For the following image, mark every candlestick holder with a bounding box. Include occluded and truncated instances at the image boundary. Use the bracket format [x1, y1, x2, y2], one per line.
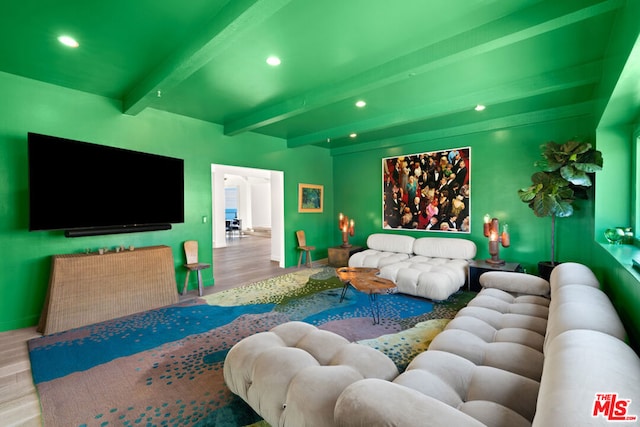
[483, 214, 510, 265]
[338, 213, 355, 248]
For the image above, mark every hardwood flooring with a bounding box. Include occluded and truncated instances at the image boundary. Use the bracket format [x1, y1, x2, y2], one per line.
[180, 233, 325, 297]
[0, 234, 324, 426]
[0, 328, 42, 426]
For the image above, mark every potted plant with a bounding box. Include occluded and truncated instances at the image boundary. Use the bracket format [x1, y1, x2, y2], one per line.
[517, 139, 603, 280]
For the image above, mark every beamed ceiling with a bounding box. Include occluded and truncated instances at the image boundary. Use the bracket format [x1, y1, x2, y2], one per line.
[0, 0, 629, 154]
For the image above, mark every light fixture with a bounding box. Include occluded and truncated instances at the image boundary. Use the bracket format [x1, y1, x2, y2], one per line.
[266, 56, 281, 66]
[338, 213, 355, 248]
[349, 133, 357, 138]
[58, 35, 79, 48]
[475, 104, 486, 111]
[483, 214, 510, 265]
[355, 100, 366, 108]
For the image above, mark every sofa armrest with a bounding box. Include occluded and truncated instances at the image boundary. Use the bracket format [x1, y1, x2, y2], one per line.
[479, 271, 550, 296]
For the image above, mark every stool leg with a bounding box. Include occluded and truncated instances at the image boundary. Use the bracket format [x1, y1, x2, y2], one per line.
[182, 270, 191, 295]
[298, 251, 303, 268]
[306, 250, 312, 267]
[197, 270, 203, 296]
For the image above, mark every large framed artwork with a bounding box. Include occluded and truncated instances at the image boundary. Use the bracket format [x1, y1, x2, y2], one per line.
[298, 183, 324, 213]
[383, 147, 470, 232]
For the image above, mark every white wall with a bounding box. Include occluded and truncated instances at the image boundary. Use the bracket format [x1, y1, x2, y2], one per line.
[251, 181, 271, 227]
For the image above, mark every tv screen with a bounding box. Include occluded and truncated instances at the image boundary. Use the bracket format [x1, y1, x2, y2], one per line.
[28, 132, 184, 236]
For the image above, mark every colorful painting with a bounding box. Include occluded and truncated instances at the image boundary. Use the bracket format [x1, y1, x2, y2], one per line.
[298, 183, 323, 213]
[383, 147, 470, 232]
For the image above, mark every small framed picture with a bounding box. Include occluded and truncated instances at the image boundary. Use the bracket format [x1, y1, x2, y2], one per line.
[298, 183, 323, 213]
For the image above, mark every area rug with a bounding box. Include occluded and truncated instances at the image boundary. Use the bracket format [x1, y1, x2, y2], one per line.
[28, 266, 474, 427]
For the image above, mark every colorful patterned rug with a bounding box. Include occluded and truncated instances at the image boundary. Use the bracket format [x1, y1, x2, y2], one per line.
[28, 267, 474, 427]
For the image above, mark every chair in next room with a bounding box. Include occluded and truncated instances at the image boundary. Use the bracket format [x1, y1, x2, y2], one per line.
[182, 240, 211, 296]
[296, 230, 315, 268]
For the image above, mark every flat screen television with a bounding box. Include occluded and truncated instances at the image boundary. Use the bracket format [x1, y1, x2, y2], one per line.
[28, 132, 184, 237]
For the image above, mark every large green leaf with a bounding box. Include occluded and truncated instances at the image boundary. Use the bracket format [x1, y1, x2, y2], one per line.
[557, 186, 574, 200]
[573, 148, 603, 172]
[521, 171, 574, 218]
[538, 140, 599, 173]
[533, 193, 556, 217]
[554, 199, 574, 218]
[517, 183, 540, 202]
[560, 165, 592, 186]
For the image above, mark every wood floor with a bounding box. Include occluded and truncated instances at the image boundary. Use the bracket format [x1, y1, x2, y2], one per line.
[189, 233, 324, 297]
[0, 328, 42, 427]
[0, 234, 324, 426]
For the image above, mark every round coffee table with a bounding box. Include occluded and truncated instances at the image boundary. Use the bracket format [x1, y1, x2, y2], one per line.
[335, 267, 397, 324]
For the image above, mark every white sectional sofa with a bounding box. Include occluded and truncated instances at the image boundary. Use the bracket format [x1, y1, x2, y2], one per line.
[348, 233, 477, 300]
[224, 263, 640, 427]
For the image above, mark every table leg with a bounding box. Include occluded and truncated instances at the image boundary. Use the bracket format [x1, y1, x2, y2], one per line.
[368, 292, 381, 325]
[197, 270, 204, 296]
[339, 283, 349, 302]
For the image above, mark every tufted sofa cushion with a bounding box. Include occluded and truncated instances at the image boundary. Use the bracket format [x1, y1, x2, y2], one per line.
[348, 249, 410, 269]
[335, 378, 487, 427]
[379, 258, 469, 301]
[548, 261, 600, 290]
[223, 321, 398, 427]
[413, 237, 477, 259]
[480, 271, 550, 296]
[428, 286, 549, 381]
[348, 233, 415, 269]
[397, 350, 539, 425]
[367, 233, 415, 253]
[544, 262, 627, 352]
[533, 329, 640, 427]
[336, 349, 539, 427]
[364, 236, 477, 301]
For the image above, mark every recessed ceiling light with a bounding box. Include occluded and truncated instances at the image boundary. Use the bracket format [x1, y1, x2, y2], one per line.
[475, 104, 486, 111]
[355, 100, 366, 108]
[266, 56, 281, 66]
[58, 35, 79, 48]
[349, 133, 357, 138]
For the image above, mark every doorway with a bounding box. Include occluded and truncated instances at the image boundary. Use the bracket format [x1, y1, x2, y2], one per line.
[211, 164, 285, 267]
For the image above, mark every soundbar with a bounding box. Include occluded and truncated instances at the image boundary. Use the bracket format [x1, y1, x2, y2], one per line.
[65, 224, 172, 237]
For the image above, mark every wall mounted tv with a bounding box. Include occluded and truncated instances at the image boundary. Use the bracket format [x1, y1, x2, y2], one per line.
[28, 132, 184, 237]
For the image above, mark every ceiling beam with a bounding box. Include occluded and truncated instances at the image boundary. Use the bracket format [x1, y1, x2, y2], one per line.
[224, 0, 622, 138]
[287, 61, 603, 148]
[329, 101, 596, 157]
[596, 0, 640, 127]
[123, 0, 293, 116]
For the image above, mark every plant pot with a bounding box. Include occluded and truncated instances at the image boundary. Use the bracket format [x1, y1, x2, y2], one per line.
[538, 261, 560, 282]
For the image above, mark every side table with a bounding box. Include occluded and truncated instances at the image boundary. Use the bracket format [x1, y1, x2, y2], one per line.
[468, 259, 523, 292]
[328, 245, 364, 267]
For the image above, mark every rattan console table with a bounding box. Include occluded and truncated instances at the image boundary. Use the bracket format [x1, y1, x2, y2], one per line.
[38, 245, 178, 335]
